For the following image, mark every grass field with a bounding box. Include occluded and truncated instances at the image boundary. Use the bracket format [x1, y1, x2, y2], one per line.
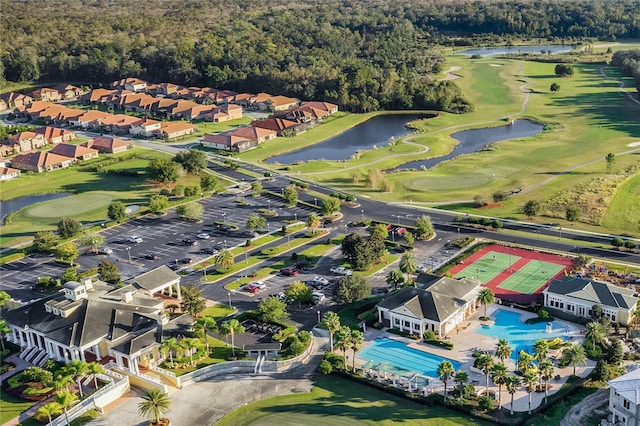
[216, 375, 489, 426]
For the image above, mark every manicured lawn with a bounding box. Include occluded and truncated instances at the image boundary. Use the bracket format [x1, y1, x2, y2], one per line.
[161, 337, 233, 376]
[0, 392, 37, 425]
[216, 375, 489, 426]
[602, 172, 640, 233]
[201, 303, 235, 319]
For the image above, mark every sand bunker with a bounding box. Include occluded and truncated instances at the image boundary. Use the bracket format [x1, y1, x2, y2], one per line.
[628, 141, 640, 147]
[490, 64, 502, 67]
[439, 66, 462, 81]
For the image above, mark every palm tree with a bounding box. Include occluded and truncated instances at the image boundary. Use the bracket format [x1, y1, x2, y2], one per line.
[517, 351, 535, 374]
[53, 373, 74, 392]
[335, 326, 352, 370]
[181, 338, 202, 366]
[220, 319, 245, 357]
[306, 212, 321, 234]
[476, 288, 495, 318]
[55, 389, 78, 425]
[399, 253, 417, 284]
[490, 362, 509, 410]
[538, 360, 555, 405]
[522, 370, 538, 414]
[454, 371, 469, 402]
[505, 375, 521, 415]
[495, 339, 512, 363]
[214, 249, 234, 271]
[87, 362, 105, 390]
[138, 388, 171, 425]
[533, 339, 549, 363]
[350, 330, 364, 371]
[161, 337, 180, 368]
[476, 353, 494, 393]
[321, 311, 341, 352]
[437, 360, 455, 403]
[0, 319, 9, 351]
[63, 360, 90, 398]
[585, 321, 604, 351]
[36, 402, 62, 426]
[193, 316, 218, 353]
[562, 344, 587, 376]
[385, 269, 405, 290]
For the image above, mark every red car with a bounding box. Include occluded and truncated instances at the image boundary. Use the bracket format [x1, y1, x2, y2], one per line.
[280, 267, 299, 277]
[244, 285, 259, 293]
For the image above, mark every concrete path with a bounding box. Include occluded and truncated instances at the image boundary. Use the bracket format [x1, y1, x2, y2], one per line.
[87, 337, 328, 426]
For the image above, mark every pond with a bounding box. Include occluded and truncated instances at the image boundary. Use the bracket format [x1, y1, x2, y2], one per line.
[457, 45, 574, 57]
[265, 114, 427, 164]
[392, 119, 544, 171]
[0, 193, 73, 224]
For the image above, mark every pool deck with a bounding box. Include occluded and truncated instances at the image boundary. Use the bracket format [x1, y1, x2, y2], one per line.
[357, 304, 595, 413]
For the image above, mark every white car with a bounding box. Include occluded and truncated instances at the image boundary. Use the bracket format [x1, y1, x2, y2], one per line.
[97, 247, 113, 255]
[127, 236, 143, 244]
[312, 292, 326, 302]
[197, 233, 210, 240]
[330, 266, 352, 276]
[311, 276, 329, 286]
[249, 281, 266, 290]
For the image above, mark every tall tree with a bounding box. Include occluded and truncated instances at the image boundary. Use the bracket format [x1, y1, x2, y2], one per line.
[200, 174, 217, 192]
[56, 242, 79, 265]
[35, 402, 62, 426]
[522, 369, 538, 414]
[0, 320, 9, 351]
[306, 212, 321, 234]
[523, 200, 541, 218]
[385, 269, 405, 290]
[283, 185, 298, 206]
[476, 288, 495, 318]
[33, 230, 60, 252]
[193, 317, 218, 353]
[250, 180, 262, 197]
[490, 362, 509, 410]
[333, 275, 371, 304]
[161, 338, 180, 367]
[454, 371, 469, 402]
[147, 158, 178, 184]
[220, 319, 245, 357]
[107, 201, 127, 222]
[505, 375, 521, 415]
[176, 201, 204, 221]
[256, 297, 289, 323]
[214, 249, 234, 271]
[495, 339, 512, 363]
[180, 284, 206, 316]
[148, 194, 169, 214]
[55, 390, 78, 426]
[285, 281, 312, 307]
[538, 360, 555, 405]
[605, 152, 616, 174]
[562, 344, 587, 376]
[414, 215, 434, 240]
[321, 311, 341, 352]
[87, 362, 105, 390]
[585, 321, 604, 351]
[57, 217, 82, 238]
[350, 330, 364, 371]
[437, 360, 455, 403]
[476, 353, 494, 393]
[62, 360, 90, 398]
[533, 339, 549, 363]
[335, 326, 352, 369]
[246, 213, 266, 232]
[174, 150, 207, 174]
[98, 261, 121, 285]
[399, 252, 417, 284]
[138, 388, 171, 425]
[320, 197, 341, 215]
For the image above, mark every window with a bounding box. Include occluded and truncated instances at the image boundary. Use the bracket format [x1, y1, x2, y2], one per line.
[623, 399, 631, 410]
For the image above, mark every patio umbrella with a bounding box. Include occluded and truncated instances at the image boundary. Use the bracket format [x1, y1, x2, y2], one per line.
[377, 362, 392, 380]
[362, 360, 375, 376]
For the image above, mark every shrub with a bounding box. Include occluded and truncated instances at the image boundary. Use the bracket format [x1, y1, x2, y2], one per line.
[318, 360, 333, 374]
[298, 330, 311, 345]
[324, 352, 345, 370]
[423, 330, 436, 341]
[478, 395, 495, 411]
[23, 367, 53, 384]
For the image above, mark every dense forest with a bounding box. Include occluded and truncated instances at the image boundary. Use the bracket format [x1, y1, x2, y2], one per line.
[2, 0, 640, 112]
[610, 50, 640, 91]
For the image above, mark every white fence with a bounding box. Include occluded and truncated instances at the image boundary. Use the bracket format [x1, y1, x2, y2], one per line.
[50, 372, 129, 426]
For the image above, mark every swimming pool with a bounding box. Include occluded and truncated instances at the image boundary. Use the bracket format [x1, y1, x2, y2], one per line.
[357, 338, 461, 378]
[474, 309, 568, 359]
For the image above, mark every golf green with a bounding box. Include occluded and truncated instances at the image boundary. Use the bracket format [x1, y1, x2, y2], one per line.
[26, 192, 114, 218]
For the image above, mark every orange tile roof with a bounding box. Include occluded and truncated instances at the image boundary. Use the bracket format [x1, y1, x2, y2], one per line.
[12, 151, 72, 167]
[159, 122, 197, 133]
[77, 110, 111, 122]
[32, 126, 76, 140]
[268, 95, 299, 107]
[202, 134, 250, 147]
[228, 126, 276, 139]
[50, 143, 99, 158]
[85, 136, 131, 151]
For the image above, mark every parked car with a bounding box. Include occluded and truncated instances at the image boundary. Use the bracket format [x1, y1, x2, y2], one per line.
[97, 247, 113, 255]
[311, 276, 329, 287]
[167, 262, 180, 271]
[244, 285, 259, 293]
[201, 247, 219, 255]
[127, 236, 143, 244]
[322, 218, 333, 225]
[330, 266, 352, 276]
[214, 223, 232, 233]
[280, 267, 299, 276]
[144, 254, 159, 260]
[197, 233, 210, 240]
[180, 257, 193, 264]
[249, 281, 267, 289]
[312, 292, 326, 303]
[182, 238, 198, 246]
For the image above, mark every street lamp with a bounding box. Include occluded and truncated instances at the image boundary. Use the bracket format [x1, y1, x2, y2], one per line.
[361, 209, 364, 222]
[222, 212, 227, 227]
[396, 214, 401, 226]
[228, 292, 232, 309]
[294, 212, 297, 222]
[224, 239, 227, 250]
[317, 310, 321, 324]
[125, 246, 131, 263]
[559, 227, 562, 240]
[268, 200, 271, 213]
[314, 197, 317, 206]
[345, 224, 348, 235]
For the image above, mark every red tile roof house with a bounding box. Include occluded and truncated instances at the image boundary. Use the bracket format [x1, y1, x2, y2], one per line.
[201, 133, 256, 152]
[30, 87, 62, 102]
[204, 104, 243, 122]
[53, 84, 84, 100]
[79, 88, 117, 104]
[253, 94, 300, 112]
[83, 136, 133, 154]
[69, 110, 112, 129]
[155, 122, 198, 140]
[227, 126, 277, 143]
[285, 101, 339, 123]
[7, 131, 47, 152]
[0, 98, 7, 111]
[32, 126, 77, 144]
[111, 77, 148, 92]
[50, 143, 99, 161]
[0, 92, 34, 109]
[14, 100, 57, 118]
[251, 117, 299, 136]
[229, 93, 255, 107]
[129, 119, 161, 137]
[94, 114, 141, 134]
[10, 151, 75, 173]
[0, 166, 21, 181]
[154, 82, 182, 97]
[0, 143, 18, 158]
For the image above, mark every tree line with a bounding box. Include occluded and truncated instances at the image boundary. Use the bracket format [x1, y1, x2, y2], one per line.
[610, 50, 640, 93]
[4, 1, 639, 113]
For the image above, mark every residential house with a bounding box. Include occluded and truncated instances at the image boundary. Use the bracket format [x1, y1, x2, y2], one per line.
[376, 274, 482, 337]
[56, 108, 85, 125]
[155, 122, 197, 140]
[111, 77, 148, 92]
[0, 167, 21, 181]
[83, 136, 133, 154]
[251, 117, 299, 136]
[0, 92, 34, 109]
[94, 114, 141, 134]
[203, 90, 237, 105]
[2, 278, 186, 377]
[201, 133, 256, 152]
[0, 98, 7, 111]
[30, 87, 62, 102]
[285, 101, 338, 123]
[149, 98, 179, 116]
[0, 143, 17, 158]
[154, 82, 181, 97]
[204, 103, 243, 122]
[53, 84, 84, 100]
[608, 368, 640, 426]
[230, 93, 254, 107]
[11, 151, 75, 172]
[251, 93, 299, 112]
[130, 119, 161, 137]
[32, 126, 77, 144]
[543, 276, 639, 325]
[15, 100, 56, 119]
[79, 88, 118, 104]
[50, 143, 99, 161]
[7, 131, 47, 152]
[70, 110, 112, 128]
[227, 126, 276, 143]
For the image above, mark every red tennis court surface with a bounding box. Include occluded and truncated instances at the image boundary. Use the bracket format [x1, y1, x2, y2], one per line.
[448, 244, 578, 304]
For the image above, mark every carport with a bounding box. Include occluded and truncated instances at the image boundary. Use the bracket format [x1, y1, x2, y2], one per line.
[129, 265, 182, 299]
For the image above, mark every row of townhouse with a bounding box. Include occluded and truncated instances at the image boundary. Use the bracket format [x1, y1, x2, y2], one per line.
[13, 101, 198, 140]
[6, 136, 132, 174]
[0, 84, 85, 109]
[0, 126, 77, 158]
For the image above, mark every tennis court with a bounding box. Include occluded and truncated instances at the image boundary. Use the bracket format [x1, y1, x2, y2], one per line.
[448, 244, 577, 303]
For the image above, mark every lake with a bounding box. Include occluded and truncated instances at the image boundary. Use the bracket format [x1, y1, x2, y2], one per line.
[457, 45, 574, 56]
[265, 114, 427, 164]
[1, 193, 73, 224]
[392, 119, 544, 171]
